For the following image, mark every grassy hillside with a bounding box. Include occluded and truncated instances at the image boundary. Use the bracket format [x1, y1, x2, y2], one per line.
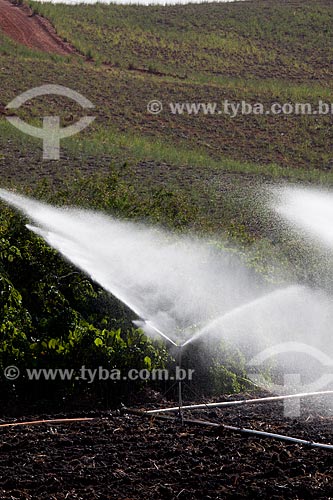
[0, 0, 332, 238]
[0, 1, 332, 236]
[0, 0, 330, 187]
[29, 0, 333, 81]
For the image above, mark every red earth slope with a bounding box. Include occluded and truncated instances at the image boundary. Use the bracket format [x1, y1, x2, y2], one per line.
[0, 0, 75, 55]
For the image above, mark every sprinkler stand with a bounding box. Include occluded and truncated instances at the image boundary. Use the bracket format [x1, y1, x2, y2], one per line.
[177, 344, 184, 424]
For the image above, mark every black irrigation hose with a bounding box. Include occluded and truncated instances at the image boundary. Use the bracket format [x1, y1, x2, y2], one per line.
[124, 408, 333, 451]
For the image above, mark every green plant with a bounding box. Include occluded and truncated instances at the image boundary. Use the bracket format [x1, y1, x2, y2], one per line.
[0, 212, 169, 402]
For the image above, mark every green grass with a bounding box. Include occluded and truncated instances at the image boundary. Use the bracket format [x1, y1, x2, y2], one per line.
[28, 0, 333, 81]
[2, 116, 333, 186]
[1, 0, 333, 175]
[187, 73, 333, 100]
[65, 124, 333, 184]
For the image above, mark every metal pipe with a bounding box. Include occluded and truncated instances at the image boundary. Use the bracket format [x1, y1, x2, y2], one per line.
[0, 417, 95, 428]
[178, 345, 183, 423]
[221, 424, 333, 451]
[145, 390, 333, 414]
[124, 408, 333, 451]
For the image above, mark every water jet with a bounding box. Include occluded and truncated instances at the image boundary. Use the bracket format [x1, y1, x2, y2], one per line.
[1, 188, 333, 446]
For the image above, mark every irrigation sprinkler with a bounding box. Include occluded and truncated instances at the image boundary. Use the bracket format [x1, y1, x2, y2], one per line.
[134, 319, 186, 420]
[135, 319, 333, 423]
[138, 322, 221, 422]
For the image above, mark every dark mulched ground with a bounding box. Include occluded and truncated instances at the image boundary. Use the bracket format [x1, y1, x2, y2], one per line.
[0, 391, 332, 499]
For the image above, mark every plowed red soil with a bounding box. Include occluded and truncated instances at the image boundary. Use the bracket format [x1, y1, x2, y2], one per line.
[0, 0, 75, 55]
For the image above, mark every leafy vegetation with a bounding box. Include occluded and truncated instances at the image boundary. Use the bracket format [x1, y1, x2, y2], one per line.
[0, 206, 170, 403]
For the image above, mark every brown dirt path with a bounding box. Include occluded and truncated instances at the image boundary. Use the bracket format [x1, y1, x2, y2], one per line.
[0, 0, 75, 55]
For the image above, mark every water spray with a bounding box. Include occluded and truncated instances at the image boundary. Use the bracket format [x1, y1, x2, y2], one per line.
[138, 320, 177, 347]
[1, 189, 333, 451]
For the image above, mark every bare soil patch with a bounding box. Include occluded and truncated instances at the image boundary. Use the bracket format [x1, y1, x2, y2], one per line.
[0, 0, 75, 55]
